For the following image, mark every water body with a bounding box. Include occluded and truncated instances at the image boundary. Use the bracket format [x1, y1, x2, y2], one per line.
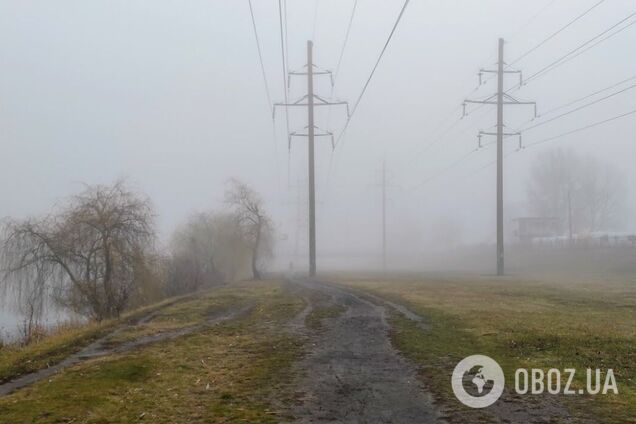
[0, 308, 20, 340]
[0, 298, 73, 341]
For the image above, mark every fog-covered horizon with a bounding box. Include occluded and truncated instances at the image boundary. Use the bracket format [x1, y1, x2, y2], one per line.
[1, 0, 635, 272]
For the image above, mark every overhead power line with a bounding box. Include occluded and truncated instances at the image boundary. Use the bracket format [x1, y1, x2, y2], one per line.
[283, 0, 289, 68]
[531, 19, 636, 81]
[407, 115, 464, 159]
[384, 0, 526, 170]
[457, 108, 636, 179]
[336, 0, 411, 148]
[510, 73, 636, 129]
[458, 157, 496, 180]
[454, 148, 518, 182]
[333, 0, 358, 85]
[324, 0, 359, 191]
[508, 0, 559, 42]
[403, 105, 492, 171]
[409, 148, 479, 190]
[397, 48, 503, 168]
[510, 0, 607, 65]
[520, 83, 636, 132]
[247, 0, 273, 113]
[247, 0, 279, 164]
[454, 108, 636, 182]
[540, 73, 636, 117]
[525, 108, 636, 148]
[326, 0, 358, 129]
[277, 0, 291, 144]
[521, 11, 636, 86]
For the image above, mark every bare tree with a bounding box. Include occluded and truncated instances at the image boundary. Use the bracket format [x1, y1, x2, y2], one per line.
[1, 181, 155, 321]
[164, 211, 253, 295]
[165, 212, 223, 295]
[224, 179, 273, 280]
[209, 213, 252, 282]
[526, 149, 626, 234]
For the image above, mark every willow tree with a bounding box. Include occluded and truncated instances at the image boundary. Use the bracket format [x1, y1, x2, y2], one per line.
[1, 181, 155, 321]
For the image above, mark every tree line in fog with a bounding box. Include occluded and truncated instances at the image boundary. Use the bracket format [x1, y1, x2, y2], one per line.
[527, 148, 625, 235]
[0, 179, 273, 344]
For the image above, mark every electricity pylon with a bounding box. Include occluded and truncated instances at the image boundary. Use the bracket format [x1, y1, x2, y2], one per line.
[463, 38, 536, 276]
[274, 40, 349, 277]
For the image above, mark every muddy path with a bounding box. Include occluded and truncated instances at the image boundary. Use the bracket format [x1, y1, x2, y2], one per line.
[287, 279, 442, 423]
[286, 280, 581, 424]
[0, 303, 253, 397]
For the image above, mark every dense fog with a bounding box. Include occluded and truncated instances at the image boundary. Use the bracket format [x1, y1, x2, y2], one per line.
[0, 0, 635, 276]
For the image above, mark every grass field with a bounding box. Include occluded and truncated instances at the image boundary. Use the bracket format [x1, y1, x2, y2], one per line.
[2, 274, 634, 422]
[0, 281, 307, 423]
[335, 274, 636, 423]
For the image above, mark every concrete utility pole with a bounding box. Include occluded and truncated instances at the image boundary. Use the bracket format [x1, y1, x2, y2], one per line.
[495, 38, 505, 277]
[307, 41, 317, 276]
[567, 185, 573, 247]
[381, 159, 387, 272]
[464, 38, 536, 276]
[373, 158, 394, 272]
[382, 160, 386, 271]
[273, 40, 350, 277]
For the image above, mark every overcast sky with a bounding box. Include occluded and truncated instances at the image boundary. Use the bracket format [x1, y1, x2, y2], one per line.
[1, 0, 635, 269]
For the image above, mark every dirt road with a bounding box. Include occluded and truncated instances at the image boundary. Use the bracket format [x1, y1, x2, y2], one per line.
[288, 279, 442, 423]
[0, 279, 582, 422]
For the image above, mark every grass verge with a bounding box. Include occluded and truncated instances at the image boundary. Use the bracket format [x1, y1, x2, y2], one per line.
[336, 275, 635, 423]
[0, 294, 196, 384]
[0, 280, 306, 423]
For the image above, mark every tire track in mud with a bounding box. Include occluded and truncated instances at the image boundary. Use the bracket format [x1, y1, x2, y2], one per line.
[287, 281, 579, 424]
[0, 303, 253, 397]
[288, 279, 442, 423]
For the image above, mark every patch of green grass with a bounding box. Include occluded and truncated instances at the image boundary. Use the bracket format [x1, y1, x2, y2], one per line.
[0, 280, 307, 423]
[0, 293, 195, 384]
[305, 305, 346, 330]
[92, 358, 152, 382]
[0, 356, 154, 422]
[0, 321, 114, 385]
[338, 276, 636, 423]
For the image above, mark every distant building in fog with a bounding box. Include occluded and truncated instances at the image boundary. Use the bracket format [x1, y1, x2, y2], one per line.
[514, 215, 636, 247]
[513, 217, 559, 245]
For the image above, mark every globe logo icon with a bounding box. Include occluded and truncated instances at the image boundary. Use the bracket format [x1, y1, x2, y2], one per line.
[467, 366, 493, 395]
[452, 355, 505, 408]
